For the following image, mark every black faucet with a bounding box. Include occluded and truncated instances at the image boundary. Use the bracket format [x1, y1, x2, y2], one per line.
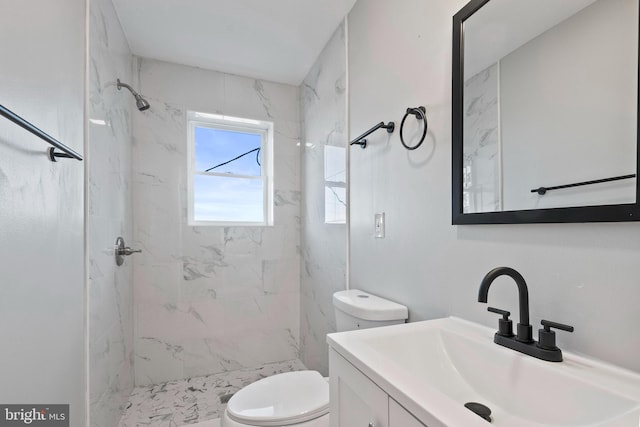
[478, 267, 574, 362]
[478, 266, 533, 343]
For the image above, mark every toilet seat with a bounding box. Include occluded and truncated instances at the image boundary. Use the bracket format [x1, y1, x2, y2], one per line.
[226, 371, 329, 426]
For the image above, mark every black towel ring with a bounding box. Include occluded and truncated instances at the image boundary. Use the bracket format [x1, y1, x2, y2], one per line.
[399, 106, 427, 150]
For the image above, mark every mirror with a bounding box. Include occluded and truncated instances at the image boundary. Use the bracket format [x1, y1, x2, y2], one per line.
[452, 0, 640, 224]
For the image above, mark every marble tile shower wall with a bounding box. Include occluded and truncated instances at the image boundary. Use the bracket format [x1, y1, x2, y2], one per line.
[88, 0, 134, 425]
[300, 23, 347, 376]
[132, 58, 301, 386]
[463, 63, 500, 213]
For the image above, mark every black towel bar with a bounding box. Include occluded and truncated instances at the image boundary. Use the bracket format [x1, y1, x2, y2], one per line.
[531, 174, 636, 195]
[350, 121, 395, 149]
[0, 103, 83, 161]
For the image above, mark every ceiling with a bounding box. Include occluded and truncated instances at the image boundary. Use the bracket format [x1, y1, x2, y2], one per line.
[464, 0, 597, 78]
[112, 0, 357, 86]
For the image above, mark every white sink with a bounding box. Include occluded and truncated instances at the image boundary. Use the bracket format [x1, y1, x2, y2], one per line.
[327, 317, 640, 427]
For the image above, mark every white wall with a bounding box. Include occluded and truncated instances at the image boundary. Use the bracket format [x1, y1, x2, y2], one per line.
[87, 0, 134, 425]
[501, 0, 637, 210]
[132, 58, 301, 386]
[300, 22, 348, 376]
[348, 0, 640, 373]
[0, 1, 86, 425]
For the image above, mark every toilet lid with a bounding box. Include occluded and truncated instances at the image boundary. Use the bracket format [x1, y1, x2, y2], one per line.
[226, 371, 329, 426]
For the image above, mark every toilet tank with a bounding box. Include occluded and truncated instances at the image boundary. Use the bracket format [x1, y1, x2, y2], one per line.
[333, 289, 408, 332]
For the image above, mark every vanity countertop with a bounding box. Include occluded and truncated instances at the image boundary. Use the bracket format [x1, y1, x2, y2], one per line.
[328, 317, 640, 427]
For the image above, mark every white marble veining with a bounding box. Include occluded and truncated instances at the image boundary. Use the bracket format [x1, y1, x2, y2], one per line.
[132, 58, 301, 386]
[300, 22, 348, 376]
[185, 420, 220, 427]
[463, 63, 500, 213]
[88, 0, 135, 425]
[0, 2, 85, 425]
[118, 360, 305, 427]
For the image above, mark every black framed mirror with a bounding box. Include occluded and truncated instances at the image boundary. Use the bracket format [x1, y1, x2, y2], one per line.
[452, 0, 640, 224]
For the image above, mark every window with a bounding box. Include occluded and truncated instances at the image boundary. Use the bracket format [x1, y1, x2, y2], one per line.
[187, 111, 273, 225]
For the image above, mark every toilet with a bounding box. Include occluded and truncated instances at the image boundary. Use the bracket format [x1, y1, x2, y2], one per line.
[221, 289, 408, 427]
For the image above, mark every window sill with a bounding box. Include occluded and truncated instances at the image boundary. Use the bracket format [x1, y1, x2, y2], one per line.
[188, 220, 274, 227]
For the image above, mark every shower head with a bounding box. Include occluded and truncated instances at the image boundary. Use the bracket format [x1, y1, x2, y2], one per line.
[134, 94, 150, 111]
[117, 79, 150, 111]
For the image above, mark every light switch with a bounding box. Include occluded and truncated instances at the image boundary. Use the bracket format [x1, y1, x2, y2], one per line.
[375, 212, 385, 238]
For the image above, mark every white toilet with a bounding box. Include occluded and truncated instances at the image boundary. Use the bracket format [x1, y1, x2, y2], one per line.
[221, 289, 408, 427]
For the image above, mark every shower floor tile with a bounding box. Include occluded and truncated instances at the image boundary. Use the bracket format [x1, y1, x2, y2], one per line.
[117, 359, 306, 427]
[184, 420, 220, 427]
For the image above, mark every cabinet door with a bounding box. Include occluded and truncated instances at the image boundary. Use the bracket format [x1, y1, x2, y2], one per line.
[389, 398, 427, 427]
[329, 349, 388, 427]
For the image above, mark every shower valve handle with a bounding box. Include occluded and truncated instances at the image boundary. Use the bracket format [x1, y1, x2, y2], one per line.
[114, 236, 141, 266]
[119, 247, 142, 256]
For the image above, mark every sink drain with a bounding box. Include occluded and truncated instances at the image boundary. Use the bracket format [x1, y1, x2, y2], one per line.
[464, 402, 492, 422]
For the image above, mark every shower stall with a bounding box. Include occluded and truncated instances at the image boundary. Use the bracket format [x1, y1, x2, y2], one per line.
[0, 1, 347, 426]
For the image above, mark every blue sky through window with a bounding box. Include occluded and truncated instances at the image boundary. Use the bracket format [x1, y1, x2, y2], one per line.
[194, 175, 263, 222]
[195, 126, 262, 175]
[192, 123, 266, 223]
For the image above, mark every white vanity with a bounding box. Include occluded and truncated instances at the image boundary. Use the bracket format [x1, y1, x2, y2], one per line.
[329, 349, 430, 427]
[327, 317, 640, 427]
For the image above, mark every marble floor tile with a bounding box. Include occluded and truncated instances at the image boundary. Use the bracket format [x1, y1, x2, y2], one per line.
[118, 359, 306, 427]
[183, 419, 220, 427]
